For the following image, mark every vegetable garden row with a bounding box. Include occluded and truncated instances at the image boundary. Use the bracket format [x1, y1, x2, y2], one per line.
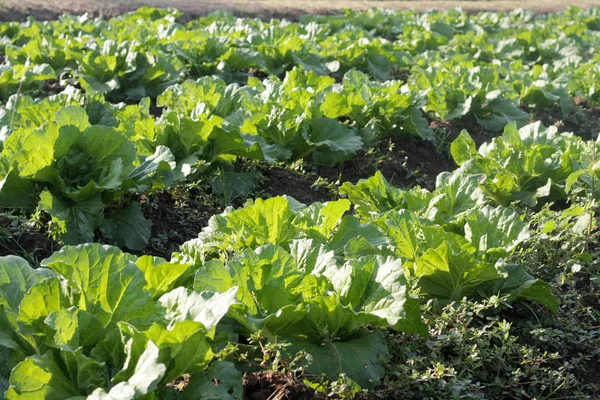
[0, 6, 598, 399]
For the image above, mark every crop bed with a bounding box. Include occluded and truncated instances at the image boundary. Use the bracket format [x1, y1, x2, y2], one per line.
[0, 7, 599, 400]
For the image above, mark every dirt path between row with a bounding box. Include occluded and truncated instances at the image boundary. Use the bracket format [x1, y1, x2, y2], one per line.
[2, 0, 600, 21]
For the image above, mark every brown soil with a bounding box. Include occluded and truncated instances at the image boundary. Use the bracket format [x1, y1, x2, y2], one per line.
[523, 101, 600, 140]
[257, 133, 458, 208]
[313, 135, 456, 191]
[0, 214, 57, 265]
[139, 190, 220, 258]
[43, 80, 65, 96]
[0, 2, 326, 22]
[261, 167, 335, 204]
[430, 115, 502, 148]
[3, 0, 600, 23]
[243, 371, 316, 400]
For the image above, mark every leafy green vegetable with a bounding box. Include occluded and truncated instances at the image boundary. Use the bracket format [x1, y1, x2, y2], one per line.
[191, 244, 424, 388]
[0, 244, 239, 399]
[0, 106, 175, 249]
[450, 122, 589, 207]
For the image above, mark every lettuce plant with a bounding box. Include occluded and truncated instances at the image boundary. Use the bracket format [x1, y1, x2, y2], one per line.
[0, 106, 175, 249]
[0, 244, 237, 399]
[451, 121, 589, 207]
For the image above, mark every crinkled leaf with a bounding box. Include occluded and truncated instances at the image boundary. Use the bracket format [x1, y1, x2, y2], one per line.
[414, 241, 502, 301]
[339, 172, 405, 219]
[464, 205, 529, 258]
[41, 244, 155, 329]
[158, 287, 238, 331]
[292, 199, 351, 241]
[224, 197, 296, 248]
[136, 256, 192, 300]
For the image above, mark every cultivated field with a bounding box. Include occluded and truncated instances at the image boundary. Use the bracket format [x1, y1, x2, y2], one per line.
[0, 4, 599, 400]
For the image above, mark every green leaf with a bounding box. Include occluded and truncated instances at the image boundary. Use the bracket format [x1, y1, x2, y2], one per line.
[0, 170, 38, 209]
[414, 241, 502, 301]
[60, 350, 107, 396]
[163, 361, 242, 400]
[304, 117, 363, 166]
[125, 145, 176, 189]
[0, 308, 33, 366]
[329, 215, 388, 254]
[110, 322, 151, 386]
[158, 287, 238, 331]
[494, 264, 558, 314]
[519, 281, 558, 314]
[287, 329, 388, 390]
[99, 202, 152, 251]
[475, 98, 529, 132]
[193, 246, 307, 335]
[371, 210, 421, 260]
[4, 352, 80, 399]
[41, 244, 155, 329]
[17, 277, 70, 338]
[55, 106, 90, 131]
[136, 256, 192, 300]
[81, 126, 136, 170]
[320, 92, 352, 118]
[565, 170, 585, 194]
[209, 127, 270, 161]
[145, 321, 214, 382]
[157, 78, 227, 116]
[209, 170, 260, 204]
[202, 246, 302, 317]
[39, 190, 104, 245]
[404, 105, 434, 141]
[45, 307, 106, 352]
[450, 130, 478, 166]
[192, 260, 235, 294]
[339, 256, 426, 336]
[89, 340, 166, 399]
[0, 256, 46, 325]
[429, 167, 486, 224]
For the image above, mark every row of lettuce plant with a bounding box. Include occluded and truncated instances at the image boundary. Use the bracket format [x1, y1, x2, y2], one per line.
[5, 120, 597, 397]
[1, 8, 600, 127]
[0, 67, 428, 247]
[0, 52, 597, 253]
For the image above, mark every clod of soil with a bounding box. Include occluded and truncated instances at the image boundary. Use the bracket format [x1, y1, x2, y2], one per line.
[312, 135, 456, 192]
[261, 167, 335, 205]
[140, 190, 220, 258]
[0, 214, 56, 265]
[243, 371, 315, 400]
